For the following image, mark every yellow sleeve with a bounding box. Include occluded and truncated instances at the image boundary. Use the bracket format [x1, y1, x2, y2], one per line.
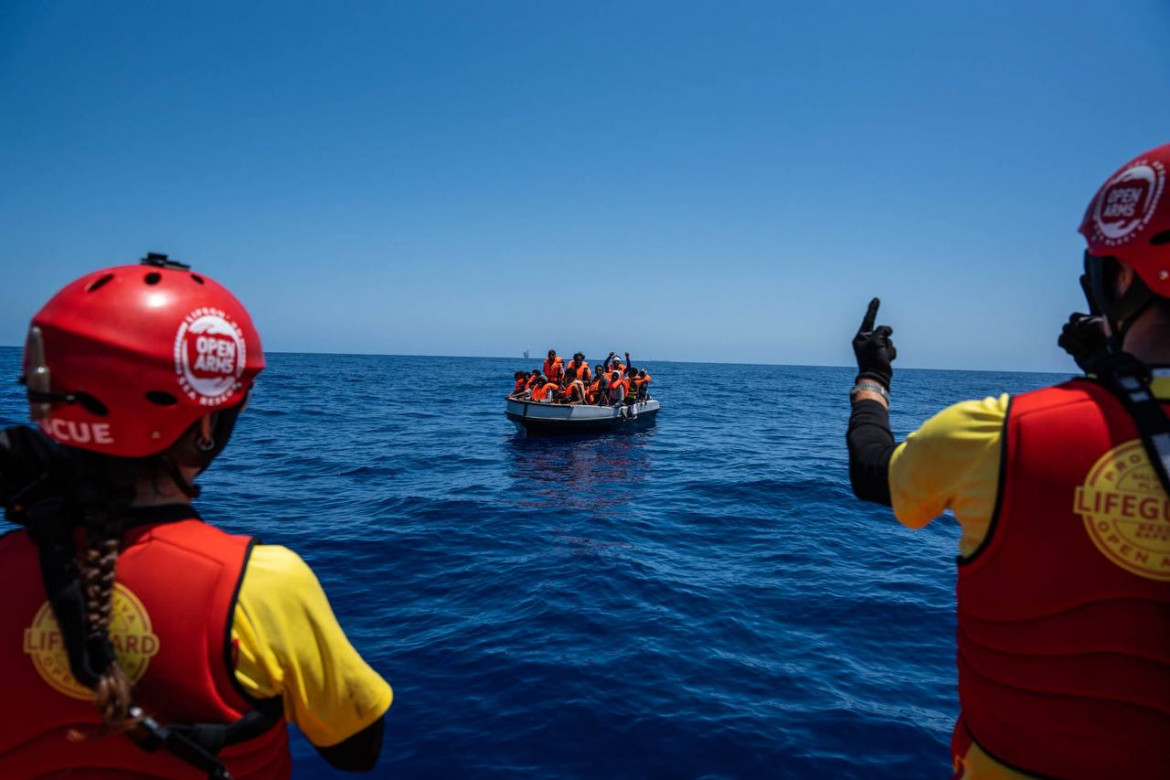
[888, 394, 1009, 558]
[231, 545, 393, 747]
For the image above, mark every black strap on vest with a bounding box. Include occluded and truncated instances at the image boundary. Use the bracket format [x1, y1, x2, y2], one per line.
[1084, 352, 1170, 497]
[127, 699, 283, 780]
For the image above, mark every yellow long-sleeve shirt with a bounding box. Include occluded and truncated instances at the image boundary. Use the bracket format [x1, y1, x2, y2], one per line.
[232, 545, 393, 747]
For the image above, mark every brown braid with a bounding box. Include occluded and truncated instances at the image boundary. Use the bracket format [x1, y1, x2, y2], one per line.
[81, 522, 136, 732]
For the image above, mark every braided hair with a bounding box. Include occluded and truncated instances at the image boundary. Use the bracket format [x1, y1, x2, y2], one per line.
[67, 449, 144, 734]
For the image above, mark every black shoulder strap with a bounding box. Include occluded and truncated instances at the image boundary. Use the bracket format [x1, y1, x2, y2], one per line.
[1087, 353, 1170, 496]
[128, 697, 282, 780]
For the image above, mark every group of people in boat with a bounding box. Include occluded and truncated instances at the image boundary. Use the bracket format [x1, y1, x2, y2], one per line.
[510, 349, 653, 406]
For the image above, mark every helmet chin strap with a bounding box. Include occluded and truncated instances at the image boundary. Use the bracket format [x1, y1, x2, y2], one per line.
[1083, 253, 1158, 354]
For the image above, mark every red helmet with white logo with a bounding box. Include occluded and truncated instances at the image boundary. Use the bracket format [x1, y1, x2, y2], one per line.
[1079, 143, 1170, 303]
[22, 254, 264, 458]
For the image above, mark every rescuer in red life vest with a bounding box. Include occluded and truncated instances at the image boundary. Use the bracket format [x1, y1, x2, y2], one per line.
[0, 254, 392, 778]
[845, 144, 1170, 778]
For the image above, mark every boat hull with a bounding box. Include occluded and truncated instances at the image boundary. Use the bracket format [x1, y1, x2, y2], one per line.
[505, 397, 660, 436]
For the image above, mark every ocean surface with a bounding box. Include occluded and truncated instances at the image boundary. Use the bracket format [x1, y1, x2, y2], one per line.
[0, 348, 1073, 778]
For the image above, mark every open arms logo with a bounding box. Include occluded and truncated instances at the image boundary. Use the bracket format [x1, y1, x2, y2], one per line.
[1089, 158, 1165, 246]
[174, 307, 247, 406]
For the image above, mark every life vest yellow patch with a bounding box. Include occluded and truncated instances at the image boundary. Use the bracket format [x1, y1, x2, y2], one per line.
[23, 582, 160, 700]
[1075, 440, 1170, 581]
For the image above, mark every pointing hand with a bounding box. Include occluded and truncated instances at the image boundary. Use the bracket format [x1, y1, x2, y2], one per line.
[852, 298, 897, 389]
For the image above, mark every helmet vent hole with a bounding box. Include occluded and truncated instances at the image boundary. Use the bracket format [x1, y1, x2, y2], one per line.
[87, 274, 114, 293]
[190, 274, 205, 285]
[75, 392, 109, 416]
[1151, 230, 1170, 246]
[146, 391, 178, 406]
[144, 272, 162, 285]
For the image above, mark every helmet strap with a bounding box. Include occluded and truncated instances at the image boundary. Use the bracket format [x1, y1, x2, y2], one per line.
[161, 455, 201, 499]
[1084, 252, 1158, 351]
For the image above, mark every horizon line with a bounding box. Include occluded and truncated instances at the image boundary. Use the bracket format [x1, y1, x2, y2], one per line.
[0, 344, 1070, 376]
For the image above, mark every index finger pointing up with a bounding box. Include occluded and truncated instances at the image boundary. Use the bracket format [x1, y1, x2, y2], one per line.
[860, 297, 881, 332]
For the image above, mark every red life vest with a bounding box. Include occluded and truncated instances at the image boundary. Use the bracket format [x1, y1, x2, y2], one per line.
[543, 357, 564, 382]
[0, 516, 291, 778]
[955, 380, 1170, 779]
[513, 377, 526, 393]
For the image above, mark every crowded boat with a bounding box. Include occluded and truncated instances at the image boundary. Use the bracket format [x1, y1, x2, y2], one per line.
[508, 350, 653, 406]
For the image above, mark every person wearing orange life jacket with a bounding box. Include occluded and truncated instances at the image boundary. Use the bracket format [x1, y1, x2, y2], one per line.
[559, 374, 587, 405]
[525, 369, 542, 391]
[845, 144, 1170, 779]
[530, 377, 559, 403]
[593, 372, 610, 406]
[586, 373, 603, 405]
[565, 352, 591, 383]
[511, 371, 528, 396]
[542, 349, 565, 384]
[635, 369, 652, 400]
[608, 370, 628, 404]
[0, 254, 392, 778]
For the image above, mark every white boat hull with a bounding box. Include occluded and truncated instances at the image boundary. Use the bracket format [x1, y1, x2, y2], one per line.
[505, 396, 660, 435]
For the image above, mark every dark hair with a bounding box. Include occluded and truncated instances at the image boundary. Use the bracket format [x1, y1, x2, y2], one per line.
[59, 451, 153, 735]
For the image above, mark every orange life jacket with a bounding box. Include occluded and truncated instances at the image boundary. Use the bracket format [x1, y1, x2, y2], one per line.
[0, 515, 291, 778]
[513, 377, 527, 393]
[953, 380, 1170, 779]
[531, 382, 558, 401]
[567, 361, 590, 382]
[543, 357, 564, 382]
[562, 380, 585, 403]
[526, 374, 541, 390]
[586, 379, 601, 404]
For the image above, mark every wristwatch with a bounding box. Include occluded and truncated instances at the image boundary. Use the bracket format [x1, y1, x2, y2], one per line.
[850, 381, 889, 401]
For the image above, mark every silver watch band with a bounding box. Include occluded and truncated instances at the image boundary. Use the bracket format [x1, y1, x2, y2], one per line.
[850, 381, 889, 400]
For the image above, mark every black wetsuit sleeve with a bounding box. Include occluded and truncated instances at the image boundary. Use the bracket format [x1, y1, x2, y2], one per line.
[847, 399, 895, 507]
[315, 717, 385, 772]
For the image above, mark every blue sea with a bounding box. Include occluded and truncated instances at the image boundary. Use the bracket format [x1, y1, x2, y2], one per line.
[0, 348, 1072, 778]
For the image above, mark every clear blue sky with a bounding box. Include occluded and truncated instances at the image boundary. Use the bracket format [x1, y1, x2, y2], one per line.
[2, 1, 1168, 371]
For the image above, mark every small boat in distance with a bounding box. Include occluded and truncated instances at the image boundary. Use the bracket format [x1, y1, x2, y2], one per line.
[505, 396, 660, 436]
[523, 346, 530, 359]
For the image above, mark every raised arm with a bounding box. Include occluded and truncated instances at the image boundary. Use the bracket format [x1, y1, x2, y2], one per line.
[846, 298, 897, 505]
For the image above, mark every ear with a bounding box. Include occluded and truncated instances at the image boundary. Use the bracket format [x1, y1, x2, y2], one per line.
[199, 414, 215, 443]
[1117, 262, 1136, 297]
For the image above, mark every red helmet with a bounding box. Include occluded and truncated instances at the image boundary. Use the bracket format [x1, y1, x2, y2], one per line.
[1079, 142, 1170, 299]
[22, 254, 265, 458]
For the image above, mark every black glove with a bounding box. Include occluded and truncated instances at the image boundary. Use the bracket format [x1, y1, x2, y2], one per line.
[1057, 312, 1107, 373]
[0, 425, 63, 524]
[852, 297, 897, 389]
